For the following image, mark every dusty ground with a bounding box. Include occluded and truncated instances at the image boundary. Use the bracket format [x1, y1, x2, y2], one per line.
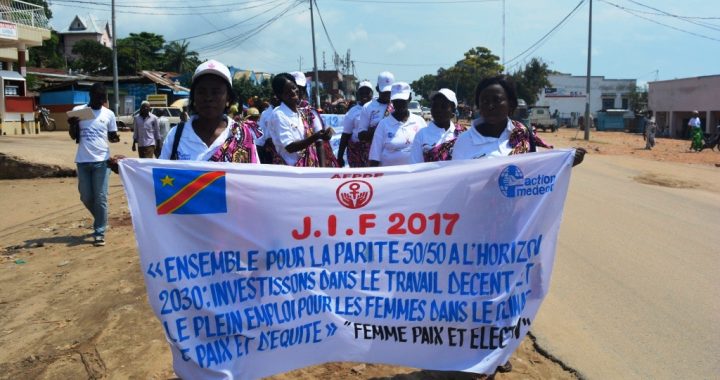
[0, 128, 717, 379]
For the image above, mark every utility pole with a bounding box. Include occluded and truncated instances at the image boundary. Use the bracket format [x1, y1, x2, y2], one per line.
[583, 0, 592, 141]
[111, 0, 119, 115]
[502, 0, 506, 72]
[309, 0, 321, 107]
[298, 56, 303, 71]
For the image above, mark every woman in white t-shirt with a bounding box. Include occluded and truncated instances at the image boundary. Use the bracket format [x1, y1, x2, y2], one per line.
[266, 73, 332, 167]
[410, 88, 466, 163]
[368, 82, 427, 166]
[159, 60, 259, 163]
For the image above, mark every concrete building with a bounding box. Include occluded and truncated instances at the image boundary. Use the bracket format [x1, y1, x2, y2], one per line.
[536, 74, 636, 126]
[58, 14, 111, 60]
[0, 1, 51, 135]
[648, 75, 720, 138]
[305, 70, 358, 102]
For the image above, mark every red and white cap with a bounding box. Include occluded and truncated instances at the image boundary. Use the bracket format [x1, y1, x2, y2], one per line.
[377, 71, 394, 92]
[290, 71, 307, 87]
[193, 59, 231, 86]
[358, 80, 373, 90]
[390, 82, 411, 101]
[430, 88, 458, 107]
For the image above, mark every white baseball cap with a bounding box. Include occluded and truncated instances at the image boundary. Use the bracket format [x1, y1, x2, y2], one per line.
[430, 88, 458, 107]
[377, 71, 394, 92]
[390, 82, 411, 101]
[193, 59, 231, 86]
[358, 80, 373, 90]
[290, 71, 307, 87]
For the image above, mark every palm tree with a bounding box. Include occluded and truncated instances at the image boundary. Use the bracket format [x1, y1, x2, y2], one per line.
[163, 40, 200, 73]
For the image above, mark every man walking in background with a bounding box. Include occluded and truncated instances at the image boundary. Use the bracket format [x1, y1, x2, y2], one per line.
[68, 83, 118, 247]
[132, 101, 162, 158]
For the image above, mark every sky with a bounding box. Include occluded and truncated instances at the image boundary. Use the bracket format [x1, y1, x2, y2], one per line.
[48, 0, 720, 88]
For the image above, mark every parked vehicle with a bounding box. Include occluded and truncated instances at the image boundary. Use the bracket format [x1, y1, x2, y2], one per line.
[116, 107, 183, 131]
[421, 106, 431, 120]
[408, 101, 423, 118]
[528, 106, 557, 132]
[38, 107, 56, 131]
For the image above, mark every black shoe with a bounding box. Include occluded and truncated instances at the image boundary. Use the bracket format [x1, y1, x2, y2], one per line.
[496, 361, 513, 373]
[93, 236, 105, 246]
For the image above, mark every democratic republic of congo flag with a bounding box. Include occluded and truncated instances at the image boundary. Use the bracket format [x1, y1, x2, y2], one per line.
[153, 168, 227, 215]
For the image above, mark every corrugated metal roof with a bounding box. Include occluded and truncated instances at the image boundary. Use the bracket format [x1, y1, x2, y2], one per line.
[140, 71, 189, 93]
[60, 14, 108, 35]
[0, 70, 26, 81]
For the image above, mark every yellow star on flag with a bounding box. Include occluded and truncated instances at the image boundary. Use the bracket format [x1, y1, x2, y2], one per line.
[160, 175, 174, 187]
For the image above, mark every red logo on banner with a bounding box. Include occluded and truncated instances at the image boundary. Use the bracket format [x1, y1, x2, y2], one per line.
[336, 180, 373, 209]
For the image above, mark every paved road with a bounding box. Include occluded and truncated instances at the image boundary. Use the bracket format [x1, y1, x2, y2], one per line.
[533, 155, 720, 379]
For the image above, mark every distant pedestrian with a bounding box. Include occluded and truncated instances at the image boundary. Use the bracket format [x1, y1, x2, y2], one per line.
[67, 82, 119, 247]
[132, 101, 162, 158]
[688, 110, 703, 151]
[356, 71, 395, 165]
[337, 80, 374, 167]
[368, 82, 427, 166]
[644, 110, 656, 150]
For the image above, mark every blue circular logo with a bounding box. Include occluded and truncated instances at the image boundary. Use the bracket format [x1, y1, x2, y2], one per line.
[498, 165, 525, 198]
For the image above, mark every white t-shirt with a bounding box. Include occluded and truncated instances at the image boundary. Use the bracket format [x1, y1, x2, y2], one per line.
[357, 98, 393, 134]
[341, 103, 364, 142]
[688, 117, 701, 128]
[159, 115, 231, 161]
[369, 113, 427, 166]
[256, 106, 275, 145]
[270, 103, 321, 166]
[74, 104, 117, 163]
[410, 121, 458, 163]
[452, 118, 514, 160]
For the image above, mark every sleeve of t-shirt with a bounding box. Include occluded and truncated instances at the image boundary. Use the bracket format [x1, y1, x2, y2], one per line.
[158, 126, 176, 159]
[368, 121, 384, 161]
[274, 113, 297, 149]
[107, 111, 117, 132]
[410, 130, 425, 164]
[357, 105, 370, 133]
[342, 108, 355, 134]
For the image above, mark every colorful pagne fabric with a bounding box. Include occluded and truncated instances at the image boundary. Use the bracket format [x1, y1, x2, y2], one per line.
[690, 127, 703, 151]
[266, 103, 339, 167]
[508, 119, 553, 155]
[208, 120, 259, 163]
[422, 124, 468, 162]
[347, 102, 394, 167]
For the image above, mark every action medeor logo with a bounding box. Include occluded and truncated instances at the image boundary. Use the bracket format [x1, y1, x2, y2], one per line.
[498, 165, 557, 198]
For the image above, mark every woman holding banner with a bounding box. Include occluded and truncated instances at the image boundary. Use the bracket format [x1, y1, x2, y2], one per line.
[158, 60, 259, 163]
[410, 88, 466, 163]
[452, 75, 586, 165]
[451, 75, 585, 378]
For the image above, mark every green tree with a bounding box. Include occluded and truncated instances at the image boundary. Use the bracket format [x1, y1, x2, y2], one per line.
[511, 58, 551, 105]
[70, 39, 111, 74]
[163, 40, 201, 73]
[410, 74, 437, 105]
[28, 30, 65, 68]
[627, 84, 648, 115]
[410, 47, 503, 106]
[117, 32, 165, 74]
[232, 77, 273, 105]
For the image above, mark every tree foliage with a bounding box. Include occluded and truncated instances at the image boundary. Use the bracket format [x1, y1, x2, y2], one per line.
[70, 39, 111, 74]
[29, 30, 64, 68]
[233, 77, 273, 105]
[163, 40, 201, 73]
[510, 58, 551, 106]
[627, 84, 648, 115]
[410, 46, 503, 106]
[26, 0, 52, 19]
[117, 32, 165, 75]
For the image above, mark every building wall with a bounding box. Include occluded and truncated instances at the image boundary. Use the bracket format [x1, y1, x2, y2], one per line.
[648, 75, 720, 137]
[536, 75, 636, 121]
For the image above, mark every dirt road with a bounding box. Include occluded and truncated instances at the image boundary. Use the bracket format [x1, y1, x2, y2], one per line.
[0, 129, 718, 379]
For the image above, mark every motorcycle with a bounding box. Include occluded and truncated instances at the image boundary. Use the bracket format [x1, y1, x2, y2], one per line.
[39, 107, 56, 131]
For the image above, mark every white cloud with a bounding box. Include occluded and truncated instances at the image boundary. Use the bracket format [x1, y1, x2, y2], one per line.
[349, 27, 368, 41]
[386, 40, 406, 53]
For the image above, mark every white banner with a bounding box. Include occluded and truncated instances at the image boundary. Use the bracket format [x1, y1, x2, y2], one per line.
[119, 150, 575, 379]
